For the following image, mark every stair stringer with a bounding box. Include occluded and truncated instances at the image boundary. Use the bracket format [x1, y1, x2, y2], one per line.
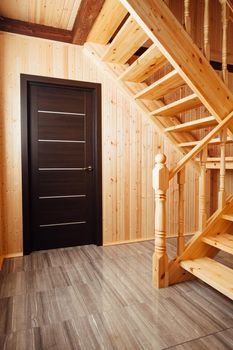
[119, 0, 233, 134]
[168, 195, 233, 286]
[84, 43, 200, 172]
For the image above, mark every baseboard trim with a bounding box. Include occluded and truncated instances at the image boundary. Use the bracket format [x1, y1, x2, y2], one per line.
[103, 236, 154, 246]
[0, 256, 4, 269]
[103, 233, 195, 247]
[0, 252, 23, 270]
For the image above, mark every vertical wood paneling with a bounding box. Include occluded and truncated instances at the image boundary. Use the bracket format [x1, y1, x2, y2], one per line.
[0, 32, 200, 255]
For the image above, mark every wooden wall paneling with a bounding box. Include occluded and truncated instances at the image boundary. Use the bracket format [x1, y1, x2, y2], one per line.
[116, 92, 124, 242]
[0, 32, 208, 255]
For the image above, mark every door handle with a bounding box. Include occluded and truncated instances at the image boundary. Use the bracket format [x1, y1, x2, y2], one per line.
[84, 166, 93, 172]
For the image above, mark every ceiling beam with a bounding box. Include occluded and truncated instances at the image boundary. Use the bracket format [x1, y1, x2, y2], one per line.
[0, 17, 72, 43]
[72, 0, 105, 45]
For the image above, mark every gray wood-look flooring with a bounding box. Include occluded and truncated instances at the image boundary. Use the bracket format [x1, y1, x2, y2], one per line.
[0, 239, 233, 350]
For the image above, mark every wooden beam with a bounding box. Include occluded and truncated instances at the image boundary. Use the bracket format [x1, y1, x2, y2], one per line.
[119, 0, 233, 133]
[0, 17, 72, 43]
[72, 0, 105, 45]
[87, 0, 128, 44]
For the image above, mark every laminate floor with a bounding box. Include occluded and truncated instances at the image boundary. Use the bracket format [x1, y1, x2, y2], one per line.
[0, 239, 233, 350]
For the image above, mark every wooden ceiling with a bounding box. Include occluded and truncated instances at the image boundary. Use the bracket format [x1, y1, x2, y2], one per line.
[0, 0, 105, 44]
[0, 0, 82, 30]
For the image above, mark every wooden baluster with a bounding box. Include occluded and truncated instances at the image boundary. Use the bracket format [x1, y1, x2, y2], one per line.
[204, 0, 210, 60]
[199, 147, 207, 232]
[177, 167, 185, 255]
[218, 129, 227, 209]
[152, 154, 169, 288]
[220, 0, 229, 84]
[184, 0, 191, 35]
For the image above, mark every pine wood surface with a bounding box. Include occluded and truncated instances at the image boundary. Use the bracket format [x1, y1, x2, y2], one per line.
[180, 257, 233, 300]
[0, 0, 82, 30]
[202, 232, 233, 255]
[0, 239, 233, 349]
[0, 33, 201, 255]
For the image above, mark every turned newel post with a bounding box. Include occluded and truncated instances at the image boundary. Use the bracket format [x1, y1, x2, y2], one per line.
[152, 154, 169, 288]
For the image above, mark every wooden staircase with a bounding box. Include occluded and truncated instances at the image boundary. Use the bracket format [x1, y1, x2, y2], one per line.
[84, 0, 233, 299]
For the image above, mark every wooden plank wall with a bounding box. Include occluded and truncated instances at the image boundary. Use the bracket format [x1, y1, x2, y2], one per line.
[0, 32, 200, 255]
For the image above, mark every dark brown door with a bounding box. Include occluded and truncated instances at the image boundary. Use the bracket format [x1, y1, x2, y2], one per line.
[21, 75, 102, 253]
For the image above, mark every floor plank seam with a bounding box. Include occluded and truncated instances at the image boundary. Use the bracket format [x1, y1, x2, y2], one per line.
[162, 326, 233, 350]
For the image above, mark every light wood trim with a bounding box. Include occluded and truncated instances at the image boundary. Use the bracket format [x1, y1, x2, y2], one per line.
[218, 129, 227, 208]
[135, 70, 184, 100]
[177, 167, 185, 255]
[207, 163, 233, 169]
[180, 257, 233, 300]
[206, 157, 233, 161]
[103, 236, 154, 246]
[169, 110, 233, 180]
[119, 44, 167, 82]
[119, 0, 233, 132]
[152, 154, 169, 288]
[87, 0, 128, 44]
[165, 116, 217, 133]
[222, 214, 233, 221]
[151, 94, 201, 117]
[202, 232, 233, 255]
[199, 147, 208, 232]
[101, 15, 148, 64]
[179, 136, 233, 147]
[204, 0, 210, 60]
[0, 256, 4, 270]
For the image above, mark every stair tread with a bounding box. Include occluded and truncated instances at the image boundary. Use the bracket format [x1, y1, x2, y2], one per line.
[222, 214, 233, 222]
[179, 136, 233, 148]
[165, 116, 217, 132]
[180, 257, 233, 300]
[101, 15, 148, 64]
[135, 70, 184, 100]
[119, 44, 167, 83]
[150, 94, 201, 117]
[202, 233, 233, 255]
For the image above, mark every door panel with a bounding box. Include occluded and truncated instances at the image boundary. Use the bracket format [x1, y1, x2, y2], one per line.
[38, 142, 85, 168]
[38, 113, 85, 140]
[39, 171, 85, 197]
[21, 76, 102, 253]
[39, 197, 87, 225]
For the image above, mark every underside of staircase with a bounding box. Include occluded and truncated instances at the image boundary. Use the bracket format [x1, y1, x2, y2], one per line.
[84, 0, 233, 300]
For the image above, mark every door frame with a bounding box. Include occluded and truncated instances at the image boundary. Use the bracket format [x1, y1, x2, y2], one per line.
[21, 74, 102, 254]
